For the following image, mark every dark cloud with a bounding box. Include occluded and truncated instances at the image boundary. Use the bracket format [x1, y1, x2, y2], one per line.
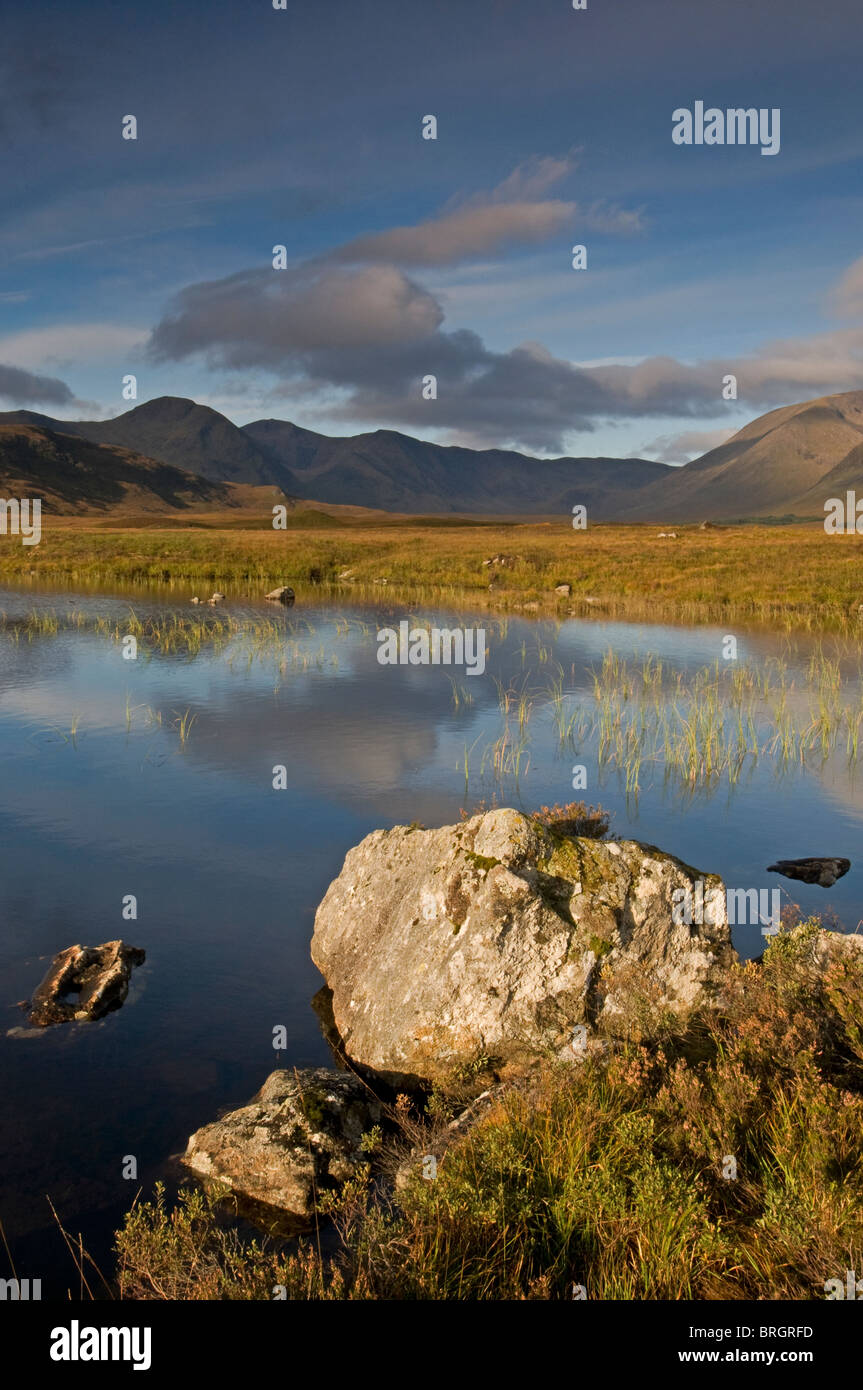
[0, 363, 76, 407]
[149, 265, 443, 365]
[148, 250, 863, 451]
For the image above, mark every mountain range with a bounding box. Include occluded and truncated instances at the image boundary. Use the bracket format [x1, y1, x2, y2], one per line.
[3, 388, 863, 521]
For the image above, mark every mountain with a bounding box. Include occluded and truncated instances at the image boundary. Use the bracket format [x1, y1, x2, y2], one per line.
[790, 439, 863, 516]
[1, 398, 298, 491]
[7, 389, 863, 523]
[0, 422, 238, 513]
[242, 419, 669, 516]
[0, 398, 668, 518]
[619, 390, 863, 521]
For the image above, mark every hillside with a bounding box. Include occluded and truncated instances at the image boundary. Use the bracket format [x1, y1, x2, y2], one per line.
[7, 389, 863, 522]
[0, 398, 668, 518]
[620, 390, 863, 521]
[243, 418, 669, 516]
[2, 398, 298, 492]
[0, 423, 240, 514]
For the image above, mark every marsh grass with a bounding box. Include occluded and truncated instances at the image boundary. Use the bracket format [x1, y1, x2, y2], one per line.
[8, 607, 863, 794]
[5, 521, 863, 632]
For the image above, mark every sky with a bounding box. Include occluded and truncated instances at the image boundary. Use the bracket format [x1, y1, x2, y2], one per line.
[1, 0, 862, 462]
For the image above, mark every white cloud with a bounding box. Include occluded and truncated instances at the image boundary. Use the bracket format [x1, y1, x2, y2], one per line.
[0, 322, 147, 371]
[641, 427, 737, 463]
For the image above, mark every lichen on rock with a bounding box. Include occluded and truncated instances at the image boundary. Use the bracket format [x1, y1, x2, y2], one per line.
[182, 1067, 383, 1220]
[311, 809, 737, 1082]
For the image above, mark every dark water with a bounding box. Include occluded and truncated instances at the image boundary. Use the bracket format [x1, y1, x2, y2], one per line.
[1, 582, 861, 1296]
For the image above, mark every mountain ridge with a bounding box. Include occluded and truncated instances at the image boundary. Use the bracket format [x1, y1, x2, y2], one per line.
[0, 397, 668, 519]
[4, 389, 863, 521]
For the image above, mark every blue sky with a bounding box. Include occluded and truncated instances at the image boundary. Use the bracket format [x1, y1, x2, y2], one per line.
[2, 0, 862, 461]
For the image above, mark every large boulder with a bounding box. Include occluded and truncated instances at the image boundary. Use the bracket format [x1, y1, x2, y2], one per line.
[182, 1068, 382, 1219]
[311, 809, 736, 1081]
[28, 941, 145, 1027]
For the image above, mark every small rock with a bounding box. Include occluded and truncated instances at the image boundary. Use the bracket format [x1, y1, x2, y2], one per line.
[191, 597, 201, 605]
[554, 583, 572, 597]
[183, 1067, 383, 1219]
[699, 520, 718, 530]
[28, 941, 145, 1027]
[264, 586, 296, 604]
[767, 857, 851, 887]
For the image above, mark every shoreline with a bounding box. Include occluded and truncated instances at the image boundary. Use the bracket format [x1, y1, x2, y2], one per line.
[0, 520, 861, 635]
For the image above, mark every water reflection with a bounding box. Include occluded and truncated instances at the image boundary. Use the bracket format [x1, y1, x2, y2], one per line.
[0, 583, 860, 1291]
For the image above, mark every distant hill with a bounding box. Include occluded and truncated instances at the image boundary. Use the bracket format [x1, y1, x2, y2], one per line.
[243, 417, 670, 516]
[6, 389, 863, 522]
[789, 438, 863, 517]
[0, 397, 668, 518]
[1, 398, 298, 492]
[0, 422, 238, 513]
[619, 390, 863, 521]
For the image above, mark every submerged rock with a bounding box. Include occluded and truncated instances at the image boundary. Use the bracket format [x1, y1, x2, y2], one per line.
[767, 857, 851, 887]
[311, 809, 736, 1081]
[264, 586, 295, 604]
[28, 941, 145, 1027]
[182, 1067, 382, 1218]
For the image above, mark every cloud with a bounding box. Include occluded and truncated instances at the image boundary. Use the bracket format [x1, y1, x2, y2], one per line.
[640, 427, 737, 463]
[326, 151, 642, 268]
[0, 323, 147, 371]
[828, 255, 863, 318]
[146, 220, 863, 453]
[0, 363, 76, 407]
[148, 253, 863, 450]
[149, 264, 443, 364]
[481, 152, 581, 204]
[332, 201, 577, 268]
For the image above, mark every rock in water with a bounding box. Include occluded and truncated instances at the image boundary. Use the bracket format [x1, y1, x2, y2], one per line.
[311, 809, 736, 1081]
[183, 1068, 382, 1218]
[767, 857, 851, 887]
[28, 941, 145, 1027]
[265, 586, 295, 604]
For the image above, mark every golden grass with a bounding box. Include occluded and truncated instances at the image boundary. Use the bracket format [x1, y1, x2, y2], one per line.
[1, 519, 862, 629]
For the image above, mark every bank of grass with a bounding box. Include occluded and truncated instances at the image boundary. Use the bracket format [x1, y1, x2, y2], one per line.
[115, 916, 863, 1300]
[3, 520, 863, 630]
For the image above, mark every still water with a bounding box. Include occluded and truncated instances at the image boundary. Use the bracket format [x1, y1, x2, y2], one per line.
[1, 583, 860, 1294]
